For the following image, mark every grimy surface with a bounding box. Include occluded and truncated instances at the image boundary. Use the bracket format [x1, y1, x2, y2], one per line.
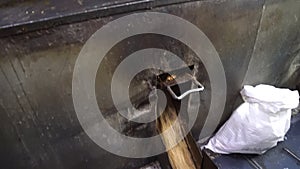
[0, 0, 299, 169]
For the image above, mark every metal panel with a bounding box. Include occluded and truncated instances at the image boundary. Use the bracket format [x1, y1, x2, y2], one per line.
[0, 0, 299, 168]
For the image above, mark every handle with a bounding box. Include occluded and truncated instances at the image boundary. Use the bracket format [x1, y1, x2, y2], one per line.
[167, 78, 204, 100]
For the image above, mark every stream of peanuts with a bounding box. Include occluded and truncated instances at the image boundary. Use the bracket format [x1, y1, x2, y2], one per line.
[157, 105, 196, 169]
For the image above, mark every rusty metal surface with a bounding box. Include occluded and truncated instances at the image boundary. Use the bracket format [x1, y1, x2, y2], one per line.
[0, 0, 299, 169]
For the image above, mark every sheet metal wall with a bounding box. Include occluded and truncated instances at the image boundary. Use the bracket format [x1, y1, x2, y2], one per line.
[0, 0, 299, 168]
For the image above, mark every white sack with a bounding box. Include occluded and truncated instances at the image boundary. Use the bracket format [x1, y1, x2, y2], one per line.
[205, 84, 299, 154]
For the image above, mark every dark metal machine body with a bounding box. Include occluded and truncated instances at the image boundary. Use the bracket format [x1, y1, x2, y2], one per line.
[0, 0, 299, 169]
